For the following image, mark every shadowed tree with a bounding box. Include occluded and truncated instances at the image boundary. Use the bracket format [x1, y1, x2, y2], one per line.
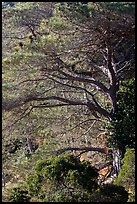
[2, 2, 135, 185]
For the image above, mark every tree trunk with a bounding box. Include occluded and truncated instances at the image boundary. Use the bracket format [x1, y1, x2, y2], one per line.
[25, 137, 33, 155]
[112, 148, 122, 178]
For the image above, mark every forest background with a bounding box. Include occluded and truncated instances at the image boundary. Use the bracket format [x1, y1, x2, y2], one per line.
[2, 2, 135, 202]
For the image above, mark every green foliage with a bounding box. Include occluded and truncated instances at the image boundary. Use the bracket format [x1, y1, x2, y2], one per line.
[59, 2, 91, 21]
[2, 2, 134, 202]
[107, 78, 135, 150]
[59, 2, 135, 21]
[25, 153, 128, 202]
[114, 148, 135, 202]
[33, 153, 99, 189]
[7, 187, 30, 202]
[26, 153, 99, 201]
[46, 189, 94, 202]
[91, 184, 128, 202]
[4, 154, 128, 202]
[26, 174, 42, 196]
[102, 2, 135, 15]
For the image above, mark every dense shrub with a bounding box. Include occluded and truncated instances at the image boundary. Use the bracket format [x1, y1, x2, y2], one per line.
[6, 153, 128, 202]
[107, 78, 135, 152]
[26, 153, 128, 202]
[91, 184, 128, 202]
[114, 148, 135, 202]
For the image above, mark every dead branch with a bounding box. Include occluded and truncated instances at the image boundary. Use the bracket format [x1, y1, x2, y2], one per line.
[56, 146, 111, 155]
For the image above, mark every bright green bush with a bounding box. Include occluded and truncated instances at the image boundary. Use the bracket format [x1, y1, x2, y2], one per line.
[114, 148, 135, 202]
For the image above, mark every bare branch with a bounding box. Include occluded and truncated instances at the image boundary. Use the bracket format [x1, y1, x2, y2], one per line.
[56, 146, 110, 155]
[58, 70, 109, 93]
[2, 94, 87, 112]
[32, 103, 85, 109]
[64, 119, 97, 133]
[33, 96, 86, 105]
[45, 75, 96, 96]
[2, 95, 35, 111]
[49, 54, 109, 93]
[2, 106, 33, 132]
